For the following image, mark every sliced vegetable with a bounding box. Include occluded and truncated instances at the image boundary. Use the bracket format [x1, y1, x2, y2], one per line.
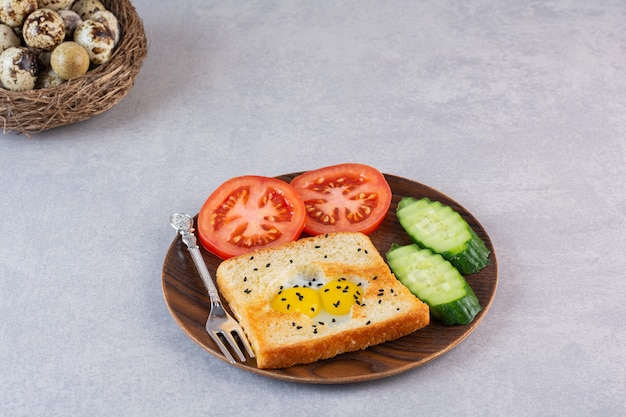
[396, 197, 490, 275]
[386, 244, 482, 325]
[290, 163, 392, 235]
[197, 176, 306, 259]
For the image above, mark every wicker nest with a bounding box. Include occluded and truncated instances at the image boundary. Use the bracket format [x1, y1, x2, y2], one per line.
[0, 0, 147, 135]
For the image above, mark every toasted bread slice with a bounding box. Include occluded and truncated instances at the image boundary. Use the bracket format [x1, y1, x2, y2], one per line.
[216, 232, 430, 369]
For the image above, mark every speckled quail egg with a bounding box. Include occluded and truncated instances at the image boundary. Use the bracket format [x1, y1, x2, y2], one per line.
[57, 9, 82, 40]
[0, 23, 20, 52]
[0, 0, 38, 28]
[0, 46, 39, 91]
[71, 0, 106, 20]
[73, 19, 114, 65]
[90, 10, 119, 46]
[22, 8, 66, 52]
[50, 41, 89, 79]
[37, 0, 73, 10]
[35, 66, 64, 88]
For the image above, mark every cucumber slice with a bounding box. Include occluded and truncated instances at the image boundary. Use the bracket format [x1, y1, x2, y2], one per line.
[396, 197, 490, 275]
[386, 243, 482, 325]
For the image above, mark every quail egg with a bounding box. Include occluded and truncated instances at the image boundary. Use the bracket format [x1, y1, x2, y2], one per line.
[0, 46, 39, 91]
[73, 19, 114, 65]
[35, 66, 64, 88]
[22, 8, 66, 52]
[37, 0, 72, 10]
[57, 9, 82, 40]
[0, 23, 20, 52]
[50, 41, 89, 79]
[71, 0, 106, 20]
[0, 0, 37, 28]
[90, 10, 119, 46]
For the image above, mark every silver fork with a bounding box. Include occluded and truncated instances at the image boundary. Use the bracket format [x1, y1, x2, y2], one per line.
[169, 213, 255, 364]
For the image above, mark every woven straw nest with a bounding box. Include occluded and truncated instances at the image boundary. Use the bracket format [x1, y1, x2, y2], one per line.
[0, 0, 147, 136]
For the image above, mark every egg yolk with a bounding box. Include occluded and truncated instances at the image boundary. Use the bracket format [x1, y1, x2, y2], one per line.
[320, 279, 363, 316]
[270, 287, 321, 318]
[270, 279, 363, 318]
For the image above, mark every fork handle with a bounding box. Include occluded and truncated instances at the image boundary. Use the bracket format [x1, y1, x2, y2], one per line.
[180, 231, 220, 302]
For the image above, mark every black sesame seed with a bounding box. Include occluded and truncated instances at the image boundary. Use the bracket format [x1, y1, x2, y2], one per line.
[287, 304, 291, 310]
[332, 318, 336, 323]
[366, 320, 371, 325]
[357, 248, 362, 252]
[372, 276, 378, 280]
[297, 326, 303, 329]
[250, 256, 254, 260]
[333, 300, 340, 308]
[315, 245, 321, 249]
[364, 249, 369, 254]
[378, 299, 382, 304]
[244, 289, 251, 294]
[266, 263, 271, 268]
[281, 297, 287, 301]
[324, 255, 328, 258]
[313, 329, 318, 334]
[253, 267, 258, 271]
[324, 288, 330, 292]
[243, 276, 247, 282]
[292, 322, 296, 326]
[289, 259, 293, 263]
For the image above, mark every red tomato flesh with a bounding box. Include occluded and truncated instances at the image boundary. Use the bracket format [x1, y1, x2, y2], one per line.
[197, 176, 306, 259]
[290, 163, 392, 235]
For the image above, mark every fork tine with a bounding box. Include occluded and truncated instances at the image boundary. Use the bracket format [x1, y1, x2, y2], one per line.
[222, 330, 248, 362]
[209, 331, 237, 364]
[233, 328, 255, 359]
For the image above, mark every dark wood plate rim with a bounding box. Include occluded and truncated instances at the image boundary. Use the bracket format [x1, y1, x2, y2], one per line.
[161, 172, 498, 384]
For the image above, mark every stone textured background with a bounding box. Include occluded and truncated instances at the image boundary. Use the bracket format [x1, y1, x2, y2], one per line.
[1, 1, 624, 416]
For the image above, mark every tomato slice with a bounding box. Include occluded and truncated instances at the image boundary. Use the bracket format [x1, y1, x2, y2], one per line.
[290, 163, 392, 236]
[197, 176, 306, 259]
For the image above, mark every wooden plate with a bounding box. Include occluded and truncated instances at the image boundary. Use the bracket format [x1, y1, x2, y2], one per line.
[161, 173, 498, 384]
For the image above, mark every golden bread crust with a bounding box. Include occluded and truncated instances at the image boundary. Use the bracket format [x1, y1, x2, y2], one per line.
[216, 232, 430, 369]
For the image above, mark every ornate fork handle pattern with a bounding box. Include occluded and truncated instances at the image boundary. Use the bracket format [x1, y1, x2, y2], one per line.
[181, 231, 220, 301]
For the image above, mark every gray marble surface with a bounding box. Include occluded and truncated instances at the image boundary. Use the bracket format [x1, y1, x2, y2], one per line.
[1, 1, 624, 416]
